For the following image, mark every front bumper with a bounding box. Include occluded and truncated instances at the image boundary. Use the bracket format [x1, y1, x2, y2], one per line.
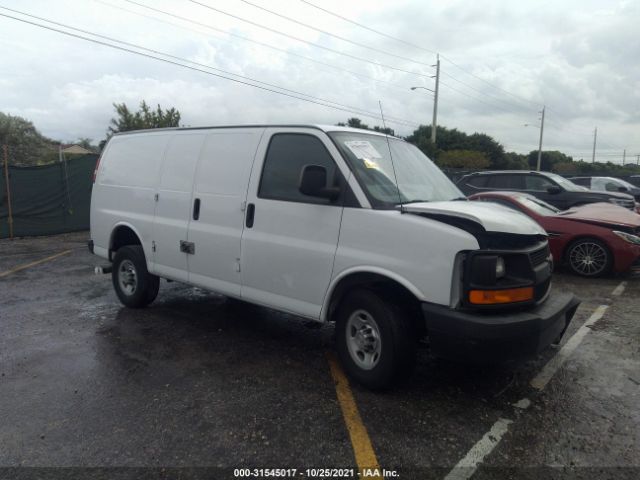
[422, 292, 580, 363]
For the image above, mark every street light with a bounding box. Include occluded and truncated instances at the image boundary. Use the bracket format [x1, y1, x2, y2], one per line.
[410, 86, 434, 93]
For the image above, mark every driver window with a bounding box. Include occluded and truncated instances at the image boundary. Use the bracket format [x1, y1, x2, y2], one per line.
[258, 133, 341, 205]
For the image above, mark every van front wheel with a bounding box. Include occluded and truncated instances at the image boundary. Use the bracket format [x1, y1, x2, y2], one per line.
[112, 246, 160, 308]
[335, 289, 416, 390]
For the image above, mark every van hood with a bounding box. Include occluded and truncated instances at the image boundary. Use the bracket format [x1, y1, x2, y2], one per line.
[403, 201, 547, 235]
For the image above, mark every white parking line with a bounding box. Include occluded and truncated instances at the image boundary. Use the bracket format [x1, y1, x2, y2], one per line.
[444, 418, 513, 480]
[611, 281, 627, 297]
[530, 304, 609, 390]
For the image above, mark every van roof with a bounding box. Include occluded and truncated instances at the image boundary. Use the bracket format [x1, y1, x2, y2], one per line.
[112, 124, 399, 139]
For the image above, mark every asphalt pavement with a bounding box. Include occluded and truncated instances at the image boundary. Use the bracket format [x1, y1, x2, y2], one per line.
[0, 232, 638, 479]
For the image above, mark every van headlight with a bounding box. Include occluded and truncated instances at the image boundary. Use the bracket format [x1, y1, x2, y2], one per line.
[613, 230, 640, 245]
[609, 198, 627, 207]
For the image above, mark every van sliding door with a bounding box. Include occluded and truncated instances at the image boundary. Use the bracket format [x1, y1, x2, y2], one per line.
[152, 133, 205, 281]
[186, 129, 265, 296]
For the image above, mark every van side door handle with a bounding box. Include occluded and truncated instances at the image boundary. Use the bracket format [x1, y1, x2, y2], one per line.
[192, 198, 201, 220]
[245, 203, 255, 228]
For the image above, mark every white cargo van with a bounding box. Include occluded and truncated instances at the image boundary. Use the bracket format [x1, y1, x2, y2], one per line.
[89, 125, 579, 388]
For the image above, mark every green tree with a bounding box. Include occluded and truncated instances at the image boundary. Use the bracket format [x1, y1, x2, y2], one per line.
[101, 100, 181, 149]
[527, 150, 574, 171]
[372, 125, 395, 136]
[406, 124, 507, 167]
[437, 150, 490, 169]
[345, 117, 369, 130]
[503, 152, 529, 170]
[336, 117, 394, 136]
[107, 100, 181, 135]
[0, 112, 55, 165]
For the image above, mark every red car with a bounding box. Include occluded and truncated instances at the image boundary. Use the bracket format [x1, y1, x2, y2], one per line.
[469, 191, 640, 277]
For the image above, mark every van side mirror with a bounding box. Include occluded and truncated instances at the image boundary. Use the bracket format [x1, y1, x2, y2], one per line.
[547, 185, 562, 194]
[299, 165, 340, 201]
[618, 186, 628, 193]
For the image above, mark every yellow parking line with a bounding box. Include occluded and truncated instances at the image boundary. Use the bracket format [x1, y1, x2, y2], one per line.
[0, 249, 72, 278]
[326, 352, 382, 479]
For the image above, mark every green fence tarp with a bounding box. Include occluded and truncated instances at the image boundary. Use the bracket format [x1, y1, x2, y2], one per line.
[0, 154, 98, 238]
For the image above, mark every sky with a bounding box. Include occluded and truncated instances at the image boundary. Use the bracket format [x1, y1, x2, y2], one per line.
[0, 0, 638, 163]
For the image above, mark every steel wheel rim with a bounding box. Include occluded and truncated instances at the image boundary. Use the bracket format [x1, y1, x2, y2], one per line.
[118, 259, 138, 295]
[569, 242, 607, 276]
[345, 309, 382, 370]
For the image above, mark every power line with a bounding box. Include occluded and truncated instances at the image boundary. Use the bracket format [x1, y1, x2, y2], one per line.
[186, 0, 435, 80]
[440, 70, 537, 116]
[238, 1, 537, 117]
[298, 0, 542, 109]
[439, 55, 541, 109]
[0, 9, 419, 129]
[239, 0, 434, 69]
[115, 0, 416, 94]
[299, 0, 437, 55]
[438, 80, 529, 117]
[1, 4, 415, 127]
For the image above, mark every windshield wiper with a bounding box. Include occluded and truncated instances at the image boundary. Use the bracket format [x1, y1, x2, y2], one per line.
[402, 199, 431, 204]
[451, 196, 468, 201]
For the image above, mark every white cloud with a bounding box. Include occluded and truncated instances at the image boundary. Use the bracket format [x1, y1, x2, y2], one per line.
[0, 0, 636, 161]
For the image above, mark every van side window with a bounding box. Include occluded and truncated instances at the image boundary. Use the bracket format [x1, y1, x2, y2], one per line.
[259, 134, 340, 204]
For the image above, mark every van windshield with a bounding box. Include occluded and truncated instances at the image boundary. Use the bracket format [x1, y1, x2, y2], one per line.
[329, 132, 463, 208]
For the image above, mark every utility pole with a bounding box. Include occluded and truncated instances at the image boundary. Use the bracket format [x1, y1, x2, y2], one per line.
[431, 53, 440, 144]
[637, 154, 639, 166]
[536, 106, 545, 171]
[591, 127, 597, 163]
[622, 149, 626, 165]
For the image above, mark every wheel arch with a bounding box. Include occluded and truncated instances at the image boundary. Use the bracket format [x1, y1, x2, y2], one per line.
[320, 267, 424, 325]
[109, 222, 144, 261]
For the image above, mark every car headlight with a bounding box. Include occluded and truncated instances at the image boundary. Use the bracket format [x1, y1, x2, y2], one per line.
[613, 230, 640, 245]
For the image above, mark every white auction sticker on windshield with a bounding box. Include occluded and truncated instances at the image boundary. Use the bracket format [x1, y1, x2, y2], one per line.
[344, 140, 383, 160]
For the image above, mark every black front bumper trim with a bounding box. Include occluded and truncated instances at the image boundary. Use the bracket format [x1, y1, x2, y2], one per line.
[422, 292, 580, 363]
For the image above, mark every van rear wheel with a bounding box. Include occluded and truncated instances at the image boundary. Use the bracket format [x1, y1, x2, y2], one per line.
[335, 289, 416, 390]
[112, 246, 160, 308]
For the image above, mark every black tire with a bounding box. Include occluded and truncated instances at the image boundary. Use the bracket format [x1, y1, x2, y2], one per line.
[335, 289, 416, 390]
[565, 238, 612, 277]
[111, 245, 160, 308]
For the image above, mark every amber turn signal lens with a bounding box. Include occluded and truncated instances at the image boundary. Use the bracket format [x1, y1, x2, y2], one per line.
[469, 287, 534, 304]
